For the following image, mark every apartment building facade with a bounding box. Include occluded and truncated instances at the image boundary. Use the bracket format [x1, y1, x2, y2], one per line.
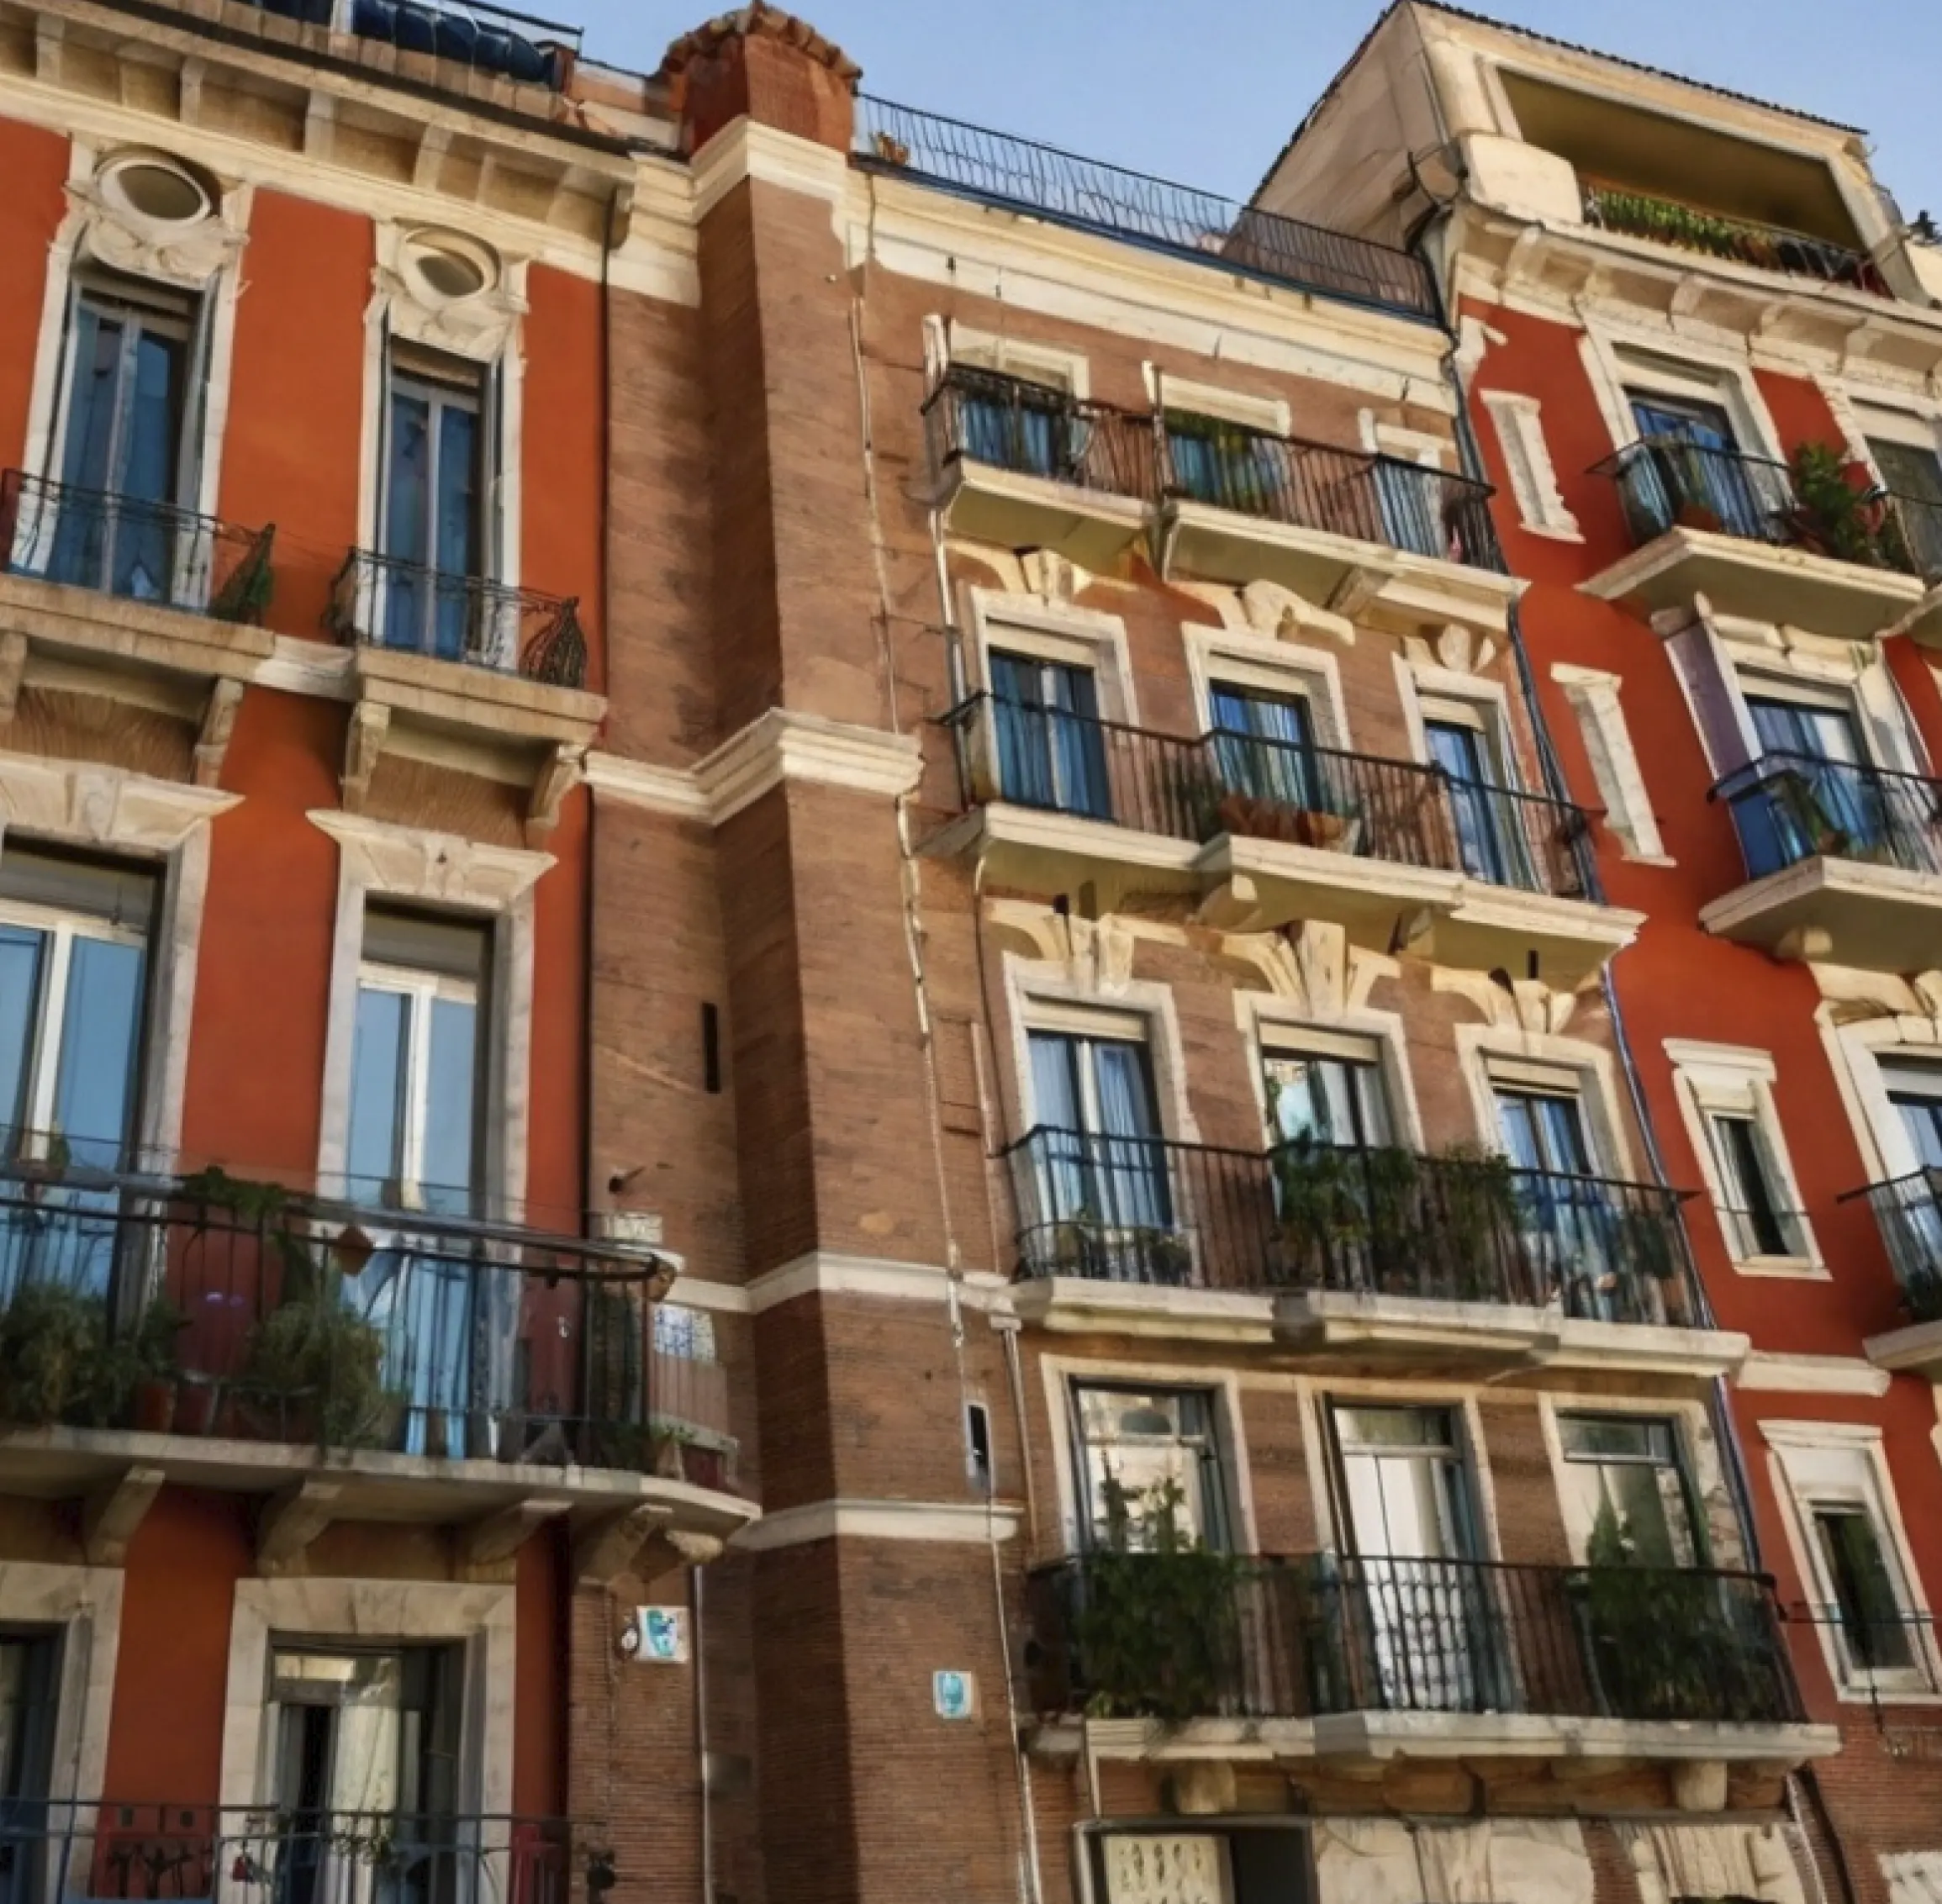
[0, 6, 747, 1904]
[1264, 6, 1942, 1901]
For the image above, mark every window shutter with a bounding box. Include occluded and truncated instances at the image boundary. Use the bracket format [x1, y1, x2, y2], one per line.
[41, 272, 83, 483]
[174, 283, 216, 513]
[1664, 620, 1756, 779]
[480, 350, 507, 582]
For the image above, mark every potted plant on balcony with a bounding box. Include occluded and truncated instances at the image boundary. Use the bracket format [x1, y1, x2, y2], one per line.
[1433, 1146, 1522, 1302]
[1067, 1476, 1245, 1722]
[1269, 1135, 1375, 1290]
[240, 1264, 391, 1448]
[1784, 441, 1910, 569]
[0, 1280, 108, 1427]
[124, 1296, 189, 1434]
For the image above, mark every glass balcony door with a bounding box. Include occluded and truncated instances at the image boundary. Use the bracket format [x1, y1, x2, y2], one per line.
[1332, 1405, 1504, 1713]
[1741, 693, 1892, 866]
[45, 285, 196, 603]
[381, 362, 483, 662]
[1027, 1027, 1170, 1261]
[1424, 711, 1531, 889]
[1870, 435, 1942, 579]
[1263, 1047, 1389, 1151]
[1625, 391, 1776, 540]
[1208, 685, 1322, 816]
[0, 1632, 59, 1904]
[959, 372, 1073, 480]
[988, 650, 1111, 820]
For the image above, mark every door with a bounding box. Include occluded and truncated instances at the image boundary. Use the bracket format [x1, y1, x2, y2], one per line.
[988, 650, 1112, 820]
[1207, 687, 1323, 819]
[265, 1646, 460, 1904]
[1026, 1027, 1172, 1278]
[47, 285, 194, 603]
[958, 370, 1071, 480]
[1881, 1060, 1942, 1289]
[1331, 1405, 1502, 1713]
[1869, 436, 1942, 578]
[1262, 1047, 1389, 1151]
[1741, 692, 1895, 868]
[1625, 392, 1775, 540]
[1264, 1045, 1395, 1292]
[381, 363, 483, 662]
[343, 913, 493, 1458]
[0, 1635, 59, 1904]
[1424, 711, 1532, 889]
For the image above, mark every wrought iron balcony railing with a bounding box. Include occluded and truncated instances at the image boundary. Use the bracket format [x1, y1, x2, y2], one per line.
[1002, 1127, 1706, 1330]
[1580, 180, 1890, 296]
[1844, 1169, 1942, 1325]
[327, 550, 588, 689]
[926, 365, 1506, 574]
[922, 366, 1157, 501]
[228, 0, 578, 86]
[0, 1803, 583, 1904]
[1712, 752, 1942, 884]
[942, 694, 1592, 899]
[1, 470, 274, 624]
[0, 1167, 734, 1486]
[855, 98, 1438, 320]
[1026, 1553, 1804, 1727]
[1591, 436, 1942, 580]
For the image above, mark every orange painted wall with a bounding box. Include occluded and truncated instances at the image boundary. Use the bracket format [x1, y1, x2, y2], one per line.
[1464, 293, 1942, 1707]
[0, 119, 67, 475]
[215, 188, 371, 642]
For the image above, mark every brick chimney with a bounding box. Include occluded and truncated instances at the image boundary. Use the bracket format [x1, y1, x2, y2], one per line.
[660, 3, 859, 156]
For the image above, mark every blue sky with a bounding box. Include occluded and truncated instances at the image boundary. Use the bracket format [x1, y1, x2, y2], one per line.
[572, 0, 1942, 219]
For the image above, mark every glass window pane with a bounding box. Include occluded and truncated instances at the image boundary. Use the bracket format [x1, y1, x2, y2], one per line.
[59, 306, 123, 493]
[1075, 1384, 1221, 1550]
[1335, 1405, 1454, 1451]
[53, 936, 145, 1168]
[434, 402, 478, 578]
[384, 389, 432, 566]
[420, 995, 478, 1213]
[0, 928, 46, 1148]
[347, 986, 409, 1200]
[1813, 1507, 1915, 1672]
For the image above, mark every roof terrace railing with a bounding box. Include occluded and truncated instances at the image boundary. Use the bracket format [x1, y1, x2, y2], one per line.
[854, 97, 1440, 322]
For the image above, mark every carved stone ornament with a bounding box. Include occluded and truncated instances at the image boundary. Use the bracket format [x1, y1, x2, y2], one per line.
[373, 224, 526, 362]
[1433, 965, 1585, 1035]
[66, 166, 248, 287]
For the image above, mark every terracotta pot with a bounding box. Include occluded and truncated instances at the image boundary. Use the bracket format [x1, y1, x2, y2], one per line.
[132, 1379, 177, 1436]
[174, 1377, 219, 1437]
[682, 1443, 728, 1492]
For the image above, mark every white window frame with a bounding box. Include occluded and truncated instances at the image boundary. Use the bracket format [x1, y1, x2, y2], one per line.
[1550, 662, 1668, 863]
[1042, 1353, 1253, 1559]
[927, 318, 1088, 400]
[1359, 414, 1451, 470]
[1481, 389, 1581, 541]
[1762, 1421, 1941, 1703]
[1579, 330, 1784, 463]
[963, 588, 1137, 726]
[351, 953, 483, 1209]
[1186, 625, 1350, 751]
[1146, 367, 1288, 439]
[1396, 659, 1526, 789]
[1453, 1026, 1637, 1179]
[1665, 1040, 1822, 1278]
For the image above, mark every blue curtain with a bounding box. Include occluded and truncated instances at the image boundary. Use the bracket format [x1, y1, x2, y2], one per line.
[1210, 686, 1317, 809]
[383, 387, 433, 653]
[1093, 1042, 1168, 1232]
[990, 652, 1111, 820]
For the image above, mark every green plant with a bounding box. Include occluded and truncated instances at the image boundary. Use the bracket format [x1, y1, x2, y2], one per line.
[1067, 1477, 1247, 1722]
[242, 1268, 390, 1447]
[1786, 441, 1908, 569]
[1433, 1145, 1522, 1299]
[83, 1295, 188, 1428]
[0, 1281, 109, 1426]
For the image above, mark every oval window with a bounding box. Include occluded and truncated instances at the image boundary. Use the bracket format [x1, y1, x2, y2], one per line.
[103, 156, 212, 225]
[402, 231, 498, 303]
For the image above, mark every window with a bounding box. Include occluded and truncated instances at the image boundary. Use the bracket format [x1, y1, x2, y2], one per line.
[1420, 696, 1533, 889]
[1092, 1830, 1315, 1904]
[1208, 683, 1331, 819]
[1622, 388, 1781, 542]
[1880, 1057, 1942, 1171]
[1072, 1383, 1227, 1550]
[1553, 665, 1664, 862]
[959, 369, 1075, 481]
[1668, 1042, 1813, 1272]
[988, 649, 1111, 820]
[346, 909, 488, 1215]
[1770, 1428, 1933, 1694]
[0, 1632, 59, 1806]
[45, 275, 208, 602]
[266, 1643, 460, 1834]
[1559, 1414, 1703, 1567]
[1867, 434, 1942, 579]
[1481, 389, 1580, 540]
[379, 346, 492, 661]
[1706, 1113, 1796, 1258]
[1493, 1077, 1595, 1176]
[1262, 1034, 1390, 1149]
[1164, 409, 1280, 514]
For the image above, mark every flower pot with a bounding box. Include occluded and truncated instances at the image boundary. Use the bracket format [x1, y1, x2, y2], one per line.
[681, 1443, 727, 1491]
[132, 1378, 178, 1437]
[174, 1376, 220, 1437]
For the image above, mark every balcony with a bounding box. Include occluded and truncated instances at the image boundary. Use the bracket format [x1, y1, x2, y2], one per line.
[3, 1804, 583, 1904]
[1584, 438, 1942, 641]
[921, 367, 1155, 569]
[854, 98, 1439, 321]
[1855, 1171, 1942, 1377]
[0, 1166, 749, 1573]
[923, 367, 1515, 623]
[1001, 1129, 1744, 1379]
[0, 470, 279, 701]
[936, 696, 1639, 985]
[1025, 1553, 1829, 1766]
[1702, 753, 1942, 967]
[227, 0, 580, 88]
[1580, 181, 1891, 297]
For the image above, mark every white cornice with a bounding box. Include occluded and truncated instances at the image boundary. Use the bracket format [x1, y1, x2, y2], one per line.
[668, 1254, 1012, 1316]
[0, 752, 240, 851]
[586, 710, 922, 825]
[308, 809, 554, 905]
[1735, 1352, 1892, 1399]
[731, 1498, 1023, 1553]
[691, 119, 850, 224]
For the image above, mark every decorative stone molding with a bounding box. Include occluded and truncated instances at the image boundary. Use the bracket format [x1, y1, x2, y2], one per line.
[309, 810, 553, 912]
[1403, 621, 1499, 678]
[1311, 1818, 1592, 1904]
[1216, 920, 1394, 1021]
[0, 752, 236, 849]
[372, 223, 526, 363]
[66, 157, 249, 287]
[0, 1563, 124, 1805]
[1235, 578, 1355, 646]
[984, 901, 1137, 994]
[730, 1499, 1022, 1553]
[1623, 1821, 1807, 1904]
[1433, 966, 1581, 1035]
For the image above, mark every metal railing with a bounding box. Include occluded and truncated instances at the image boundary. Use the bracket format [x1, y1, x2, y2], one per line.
[1026, 1553, 1803, 1727]
[1158, 416, 1502, 569]
[229, 0, 578, 87]
[1002, 1126, 1705, 1328]
[1, 471, 274, 624]
[0, 1168, 734, 1483]
[925, 365, 1505, 574]
[855, 98, 1438, 320]
[1711, 752, 1942, 883]
[1844, 1170, 1942, 1324]
[1580, 180, 1890, 296]
[942, 694, 1591, 899]
[0, 1804, 582, 1904]
[326, 551, 588, 688]
[923, 366, 1156, 501]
